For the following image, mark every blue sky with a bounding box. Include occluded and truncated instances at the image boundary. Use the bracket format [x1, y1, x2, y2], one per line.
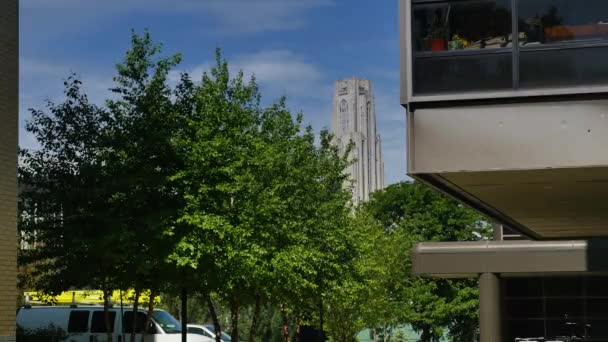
[19, 0, 407, 185]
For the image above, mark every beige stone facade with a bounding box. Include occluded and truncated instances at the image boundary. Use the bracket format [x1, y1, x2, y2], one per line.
[0, 0, 18, 340]
[332, 78, 385, 204]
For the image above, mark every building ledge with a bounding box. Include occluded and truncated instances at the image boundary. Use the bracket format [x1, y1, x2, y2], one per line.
[412, 240, 608, 277]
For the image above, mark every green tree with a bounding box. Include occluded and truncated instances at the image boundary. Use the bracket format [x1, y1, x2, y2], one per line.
[363, 181, 490, 342]
[19, 76, 119, 341]
[19, 31, 192, 342]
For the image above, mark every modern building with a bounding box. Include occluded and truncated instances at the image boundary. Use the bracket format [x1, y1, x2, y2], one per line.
[400, 0, 608, 340]
[332, 78, 385, 204]
[0, 0, 18, 341]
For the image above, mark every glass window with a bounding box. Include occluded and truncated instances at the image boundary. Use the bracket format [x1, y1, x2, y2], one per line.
[505, 278, 543, 297]
[188, 327, 213, 338]
[546, 298, 583, 318]
[414, 52, 512, 94]
[519, 0, 608, 47]
[91, 311, 116, 333]
[586, 276, 608, 296]
[544, 277, 583, 297]
[339, 100, 349, 133]
[506, 298, 544, 318]
[123, 311, 147, 334]
[520, 46, 608, 88]
[151, 311, 182, 334]
[413, 0, 512, 52]
[507, 319, 544, 340]
[68, 311, 89, 333]
[586, 298, 608, 318]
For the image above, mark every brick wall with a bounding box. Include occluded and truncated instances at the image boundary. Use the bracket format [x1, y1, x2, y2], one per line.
[0, 0, 18, 341]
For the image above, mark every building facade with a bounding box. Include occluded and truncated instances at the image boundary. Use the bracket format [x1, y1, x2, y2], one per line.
[400, 0, 608, 340]
[332, 78, 384, 204]
[0, 0, 18, 341]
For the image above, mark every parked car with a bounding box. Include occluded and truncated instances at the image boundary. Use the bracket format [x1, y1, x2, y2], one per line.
[17, 305, 210, 342]
[187, 324, 232, 342]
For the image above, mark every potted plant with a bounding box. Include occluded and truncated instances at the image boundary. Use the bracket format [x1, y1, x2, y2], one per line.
[428, 7, 450, 51]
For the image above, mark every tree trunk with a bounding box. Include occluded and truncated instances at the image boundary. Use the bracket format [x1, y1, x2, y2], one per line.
[248, 292, 262, 342]
[206, 294, 222, 342]
[420, 327, 432, 342]
[140, 291, 157, 342]
[230, 295, 240, 342]
[279, 304, 289, 342]
[130, 290, 140, 342]
[372, 328, 377, 342]
[102, 287, 114, 342]
[294, 316, 301, 342]
[383, 324, 388, 342]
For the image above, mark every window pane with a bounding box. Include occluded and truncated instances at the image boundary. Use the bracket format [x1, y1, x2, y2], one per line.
[123, 311, 147, 334]
[519, 0, 608, 46]
[91, 311, 116, 333]
[586, 276, 608, 296]
[506, 298, 544, 318]
[547, 318, 585, 337]
[68, 311, 89, 333]
[546, 298, 583, 318]
[520, 46, 608, 88]
[587, 320, 608, 337]
[413, 0, 512, 52]
[587, 298, 608, 318]
[414, 53, 512, 94]
[505, 278, 543, 297]
[506, 320, 544, 340]
[544, 277, 583, 297]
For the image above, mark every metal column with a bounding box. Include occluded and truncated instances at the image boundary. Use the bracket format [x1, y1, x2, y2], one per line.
[479, 273, 503, 342]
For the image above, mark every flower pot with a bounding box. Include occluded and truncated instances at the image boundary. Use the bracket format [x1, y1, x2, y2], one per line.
[430, 38, 446, 51]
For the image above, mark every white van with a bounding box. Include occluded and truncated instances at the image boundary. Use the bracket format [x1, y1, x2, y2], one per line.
[17, 305, 213, 342]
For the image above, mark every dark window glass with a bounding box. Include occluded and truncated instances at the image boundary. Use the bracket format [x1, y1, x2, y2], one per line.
[587, 298, 608, 318]
[123, 311, 147, 334]
[546, 298, 583, 318]
[547, 318, 585, 337]
[520, 46, 608, 88]
[586, 276, 608, 296]
[188, 327, 213, 338]
[507, 319, 544, 341]
[91, 311, 116, 333]
[506, 298, 544, 318]
[544, 277, 583, 297]
[413, 0, 512, 52]
[505, 278, 543, 297]
[587, 320, 608, 337]
[519, 0, 608, 46]
[68, 311, 89, 333]
[414, 53, 512, 94]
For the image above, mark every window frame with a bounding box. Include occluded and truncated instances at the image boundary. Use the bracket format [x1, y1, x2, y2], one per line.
[404, 0, 608, 104]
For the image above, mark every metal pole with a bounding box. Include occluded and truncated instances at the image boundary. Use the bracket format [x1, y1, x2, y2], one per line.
[479, 273, 502, 342]
[181, 288, 188, 342]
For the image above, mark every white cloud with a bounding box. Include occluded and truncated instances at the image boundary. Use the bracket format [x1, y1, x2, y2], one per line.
[21, 0, 333, 35]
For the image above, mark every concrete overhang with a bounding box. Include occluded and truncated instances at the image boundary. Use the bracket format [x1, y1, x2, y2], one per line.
[407, 99, 608, 239]
[412, 240, 608, 278]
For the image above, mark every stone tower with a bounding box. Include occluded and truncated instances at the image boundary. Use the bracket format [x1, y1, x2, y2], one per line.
[332, 78, 385, 204]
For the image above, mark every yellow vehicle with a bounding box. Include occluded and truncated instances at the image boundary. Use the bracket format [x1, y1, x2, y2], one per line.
[24, 290, 160, 306]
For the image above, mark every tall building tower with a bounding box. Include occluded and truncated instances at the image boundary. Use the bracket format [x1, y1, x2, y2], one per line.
[332, 78, 385, 204]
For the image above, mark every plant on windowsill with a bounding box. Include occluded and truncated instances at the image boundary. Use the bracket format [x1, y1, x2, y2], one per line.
[428, 7, 449, 51]
[448, 34, 469, 50]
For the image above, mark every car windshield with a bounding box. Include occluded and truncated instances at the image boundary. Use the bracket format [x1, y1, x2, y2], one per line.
[205, 325, 232, 341]
[151, 311, 182, 334]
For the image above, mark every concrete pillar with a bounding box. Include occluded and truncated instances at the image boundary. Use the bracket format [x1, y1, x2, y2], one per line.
[493, 223, 503, 241]
[0, 0, 18, 341]
[479, 273, 502, 342]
